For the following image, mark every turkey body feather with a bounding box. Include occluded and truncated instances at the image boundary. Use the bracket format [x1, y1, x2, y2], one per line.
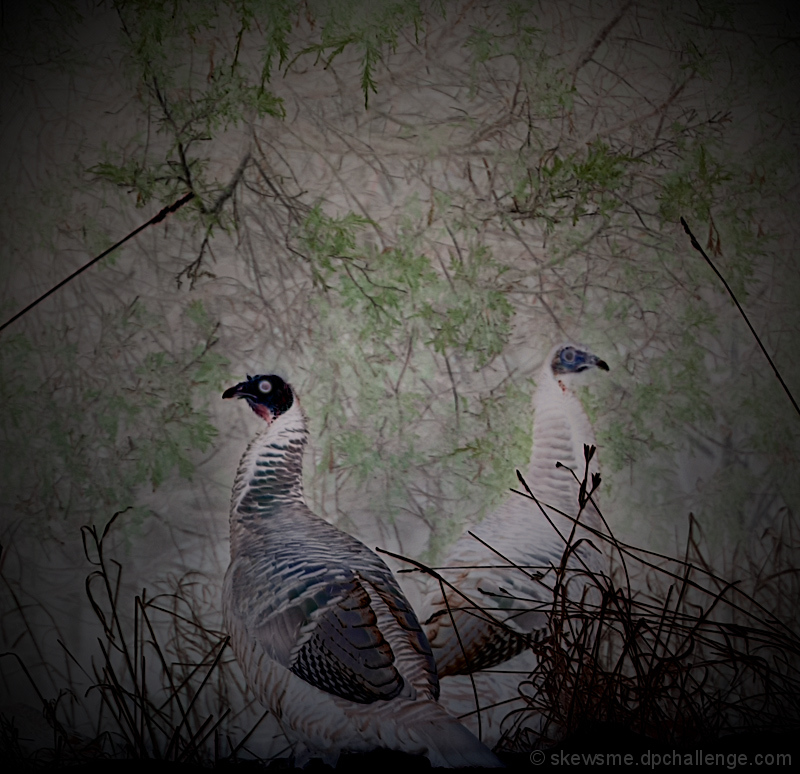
[222, 374, 501, 767]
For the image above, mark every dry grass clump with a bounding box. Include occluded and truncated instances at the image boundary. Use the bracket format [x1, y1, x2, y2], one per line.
[3, 464, 799, 768]
[401, 456, 800, 752]
[1, 509, 273, 770]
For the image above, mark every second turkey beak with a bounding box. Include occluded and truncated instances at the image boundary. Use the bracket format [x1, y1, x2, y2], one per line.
[595, 357, 609, 371]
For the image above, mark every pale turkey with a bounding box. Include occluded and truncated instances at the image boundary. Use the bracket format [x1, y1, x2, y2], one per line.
[422, 343, 610, 677]
[221, 374, 501, 767]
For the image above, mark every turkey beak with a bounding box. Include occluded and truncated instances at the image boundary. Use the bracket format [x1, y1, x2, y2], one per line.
[595, 358, 609, 371]
[223, 382, 250, 400]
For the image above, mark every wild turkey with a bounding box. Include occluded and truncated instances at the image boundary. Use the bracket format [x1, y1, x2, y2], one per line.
[221, 374, 501, 767]
[422, 343, 610, 677]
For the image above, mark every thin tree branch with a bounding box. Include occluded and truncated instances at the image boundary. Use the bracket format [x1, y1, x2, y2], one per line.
[570, 0, 635, 86]
[0, 192, 195, 335]
[680, 216, 800, 421]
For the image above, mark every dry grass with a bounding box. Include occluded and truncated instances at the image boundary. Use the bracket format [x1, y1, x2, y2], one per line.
[0, 509, 275, 769]
[390, 454, 800, 753]
[2, 464, 799, 768]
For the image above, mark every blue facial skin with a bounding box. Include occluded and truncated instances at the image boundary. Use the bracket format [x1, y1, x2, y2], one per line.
[552, 346, 610, 375]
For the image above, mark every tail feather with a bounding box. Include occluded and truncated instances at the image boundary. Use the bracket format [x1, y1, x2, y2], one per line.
[408, 711, 504, 768]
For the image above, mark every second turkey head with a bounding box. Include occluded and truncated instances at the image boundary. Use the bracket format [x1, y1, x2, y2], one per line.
[551, 344, 609, 377]
[222, 374, 295, 424]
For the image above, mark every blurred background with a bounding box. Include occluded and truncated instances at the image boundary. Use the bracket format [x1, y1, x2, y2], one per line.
[1, 0, 798, 763]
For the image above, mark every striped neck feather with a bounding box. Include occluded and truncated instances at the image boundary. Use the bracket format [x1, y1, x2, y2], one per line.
[231, 401, 308, 519]
[523, 367, 600, 524]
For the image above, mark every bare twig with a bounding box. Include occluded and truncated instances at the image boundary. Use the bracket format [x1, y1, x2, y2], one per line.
[0, 193, 195, 335]
[681, 216, 800, 420]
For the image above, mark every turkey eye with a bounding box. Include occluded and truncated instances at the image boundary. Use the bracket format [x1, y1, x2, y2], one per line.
[562, 348, 575, 362]
[258, 380, 272, 393]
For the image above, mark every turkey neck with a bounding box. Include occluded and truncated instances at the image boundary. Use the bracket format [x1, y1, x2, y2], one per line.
[525, 369, 600, 519]
[229, 402, 308, 552]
